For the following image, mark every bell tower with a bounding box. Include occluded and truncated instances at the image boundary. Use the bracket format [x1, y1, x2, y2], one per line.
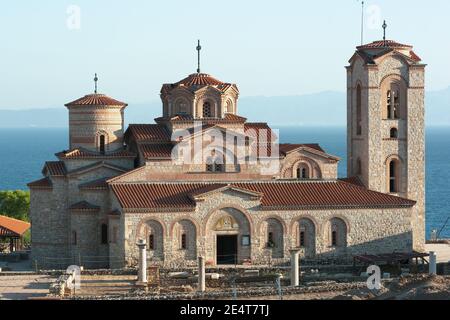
[346, 31, 426, 250]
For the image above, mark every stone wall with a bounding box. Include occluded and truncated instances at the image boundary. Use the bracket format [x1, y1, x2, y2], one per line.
[117, 189, 414, 268]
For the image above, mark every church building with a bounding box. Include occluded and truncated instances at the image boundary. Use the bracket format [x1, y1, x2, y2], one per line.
[28, 37, 426, 269]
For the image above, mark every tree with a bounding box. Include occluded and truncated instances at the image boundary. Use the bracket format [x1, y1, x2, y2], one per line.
[0, 191, 30, 222]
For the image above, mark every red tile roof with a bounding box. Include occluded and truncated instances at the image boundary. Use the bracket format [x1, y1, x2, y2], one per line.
[111, 181, 416, 211]
[65, 94, 127, 107]
[140, 144, 174, 160]
[279, 143, 325, 155]
[43, 161, 67, 177]
[0, 215, 30, 237]
[56, 148, 135, 159]
[339, 176, 365, 187]
[175, 73, 224, 86]
[161, 73, 239, 94]
[126, 124, 171, 143]
[223, 113, 247, 122]
[69, 201, 100, 211]
[357, 40, 412, 50]
[27, 177, 53, 189]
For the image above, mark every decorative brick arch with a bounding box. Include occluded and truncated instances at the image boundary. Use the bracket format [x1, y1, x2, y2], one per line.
[282, 157, 322, 179]
[136, 216, 167, 238]
[169, 216, 202, 238]
[321, 214, 351, 245]
[203, 204, 254, 236]
[289, 214, 320, 236]
[257, 215, 287, 236]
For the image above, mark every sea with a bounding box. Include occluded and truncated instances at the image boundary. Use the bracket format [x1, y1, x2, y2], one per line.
[0, 127, 449, 239]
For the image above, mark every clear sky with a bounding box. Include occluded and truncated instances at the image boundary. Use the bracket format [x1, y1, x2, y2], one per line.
[1, 0, 449, 109]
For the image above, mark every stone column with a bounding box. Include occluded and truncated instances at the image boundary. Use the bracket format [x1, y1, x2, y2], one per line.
[429, 251, 437, 276]
[137, 239, 147, 285]
[198, 256, 206, 292]
[290, 249, 301, 287]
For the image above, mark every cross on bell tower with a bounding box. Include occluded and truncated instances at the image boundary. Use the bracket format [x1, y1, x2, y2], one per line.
[196, 40, 202, 73]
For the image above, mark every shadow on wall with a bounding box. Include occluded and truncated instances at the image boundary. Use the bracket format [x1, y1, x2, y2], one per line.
[312, 231, 414, 263]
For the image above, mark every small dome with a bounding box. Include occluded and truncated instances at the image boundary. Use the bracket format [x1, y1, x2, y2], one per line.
[65, 94, 127, 107]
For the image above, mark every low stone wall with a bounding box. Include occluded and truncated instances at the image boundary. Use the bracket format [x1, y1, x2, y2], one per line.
[73, 281, 368, 300]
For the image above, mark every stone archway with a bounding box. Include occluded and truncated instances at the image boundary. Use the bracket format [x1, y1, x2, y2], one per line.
[205, 207, 251, 265]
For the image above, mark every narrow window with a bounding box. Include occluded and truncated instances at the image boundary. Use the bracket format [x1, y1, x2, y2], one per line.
[356, 85, 362, 135]
[390, 128, 398, 139]
[149, 234, 155, 250]
[99, 135, 106, 154]
[268, 232, 274, 247]
[389, 160, 398, 193]
[387, 89, 400, 120]
[296, 166, 308, 179]
[300, 231, 306, 247]
[181, 233, 187, 250]
[101, 224, 108, 244]
[393, 90, 400, 119]
[72, 231, 77, 245]
[331, 230, 338, 247]
[203, 101, 212, 118]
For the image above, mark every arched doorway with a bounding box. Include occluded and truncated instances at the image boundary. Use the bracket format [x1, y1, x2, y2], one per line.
[205, 208, 251, 265]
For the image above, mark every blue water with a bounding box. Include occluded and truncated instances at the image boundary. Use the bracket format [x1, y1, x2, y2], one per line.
[0, 127, 448, 239]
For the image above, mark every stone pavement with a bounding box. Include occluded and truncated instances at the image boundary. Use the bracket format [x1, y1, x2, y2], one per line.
[0, 274, 55, 300]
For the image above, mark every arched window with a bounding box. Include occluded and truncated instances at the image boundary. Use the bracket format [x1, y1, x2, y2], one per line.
[101, 224, 108, 244]
[389, 159, 399, 193]
[329, 218, 347, 248]
[356, 84, 362, 135]
[390, 128, 398, 139]
[99, 135, 106, 154]
[203, 101, 212, 118]
[175, 100, 188, 115]
[225, 100, 233, 114]
[296, 164, 309, 179]
[387, 89, 400, 119]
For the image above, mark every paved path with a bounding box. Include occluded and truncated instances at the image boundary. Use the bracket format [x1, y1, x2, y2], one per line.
[0, 275, 54, 300]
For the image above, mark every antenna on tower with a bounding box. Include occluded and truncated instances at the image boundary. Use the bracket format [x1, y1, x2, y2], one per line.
[360, 1, 365, 45]
[196, 40, 202, 73]
[94, 73, 99, 94]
